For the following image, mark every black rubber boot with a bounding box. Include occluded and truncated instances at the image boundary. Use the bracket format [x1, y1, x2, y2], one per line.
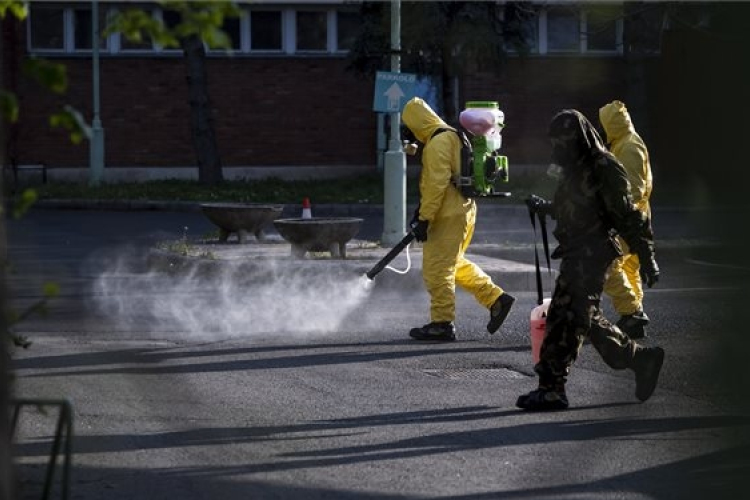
[616, 310, 650, 340]
[487, 293, 515, 334]
[409, 322, 456, 342]
[632, 346, 665, 402]
[516, 388, 569, 411]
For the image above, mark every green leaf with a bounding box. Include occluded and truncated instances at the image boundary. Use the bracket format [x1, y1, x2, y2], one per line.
[0, 90, 19, 122]
[43, 282, 61, 298]
[49, 105, 92, 144]
[23, 57, 68, 94]
[203, 28, 231, 50]
[0, 1, 28, 20]
[13, 188, 37, 219]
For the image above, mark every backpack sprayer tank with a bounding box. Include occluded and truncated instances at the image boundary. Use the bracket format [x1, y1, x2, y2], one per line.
[457, 101, 510, 197]
[366, 101, 511, 282]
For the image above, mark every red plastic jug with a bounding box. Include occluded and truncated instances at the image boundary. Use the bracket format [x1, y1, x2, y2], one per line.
[530, 298, 551, 364]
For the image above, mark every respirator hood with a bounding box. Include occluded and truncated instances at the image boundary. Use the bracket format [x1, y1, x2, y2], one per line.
[402, 97, 454, 144]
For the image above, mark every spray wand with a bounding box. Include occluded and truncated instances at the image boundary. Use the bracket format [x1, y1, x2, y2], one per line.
[365, 223, 417, 280]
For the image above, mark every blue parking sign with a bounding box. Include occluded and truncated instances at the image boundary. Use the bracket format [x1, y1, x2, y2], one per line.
[373, 71, 417, 113]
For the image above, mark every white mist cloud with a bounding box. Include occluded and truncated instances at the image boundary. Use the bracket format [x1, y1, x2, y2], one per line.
[92, 252, 376, 340]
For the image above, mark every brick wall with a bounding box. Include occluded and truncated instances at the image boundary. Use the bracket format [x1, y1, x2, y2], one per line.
[7, 12, 681, 178]
[7, 6, 745, 184]
[14, 54, 630, 173]
[13, 54, 379, 170]
[462, 57, 628, 165]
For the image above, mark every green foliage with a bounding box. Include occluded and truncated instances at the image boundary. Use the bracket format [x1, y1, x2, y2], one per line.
[30, 173, 562, 206]
[0, 90, 18, 123]
[49, 105, 92, 145]
[347, 1, 535, 79]
[12, 188, 38, 218]
[7, 280, 60, 349]
[21, 54, 87, 145]
[106, 0, 241, 51]
[106, 8, 165, 45]
[23, 57, 68, 94]
[0, 0, 27, 20]
[34, 175, 404, 204]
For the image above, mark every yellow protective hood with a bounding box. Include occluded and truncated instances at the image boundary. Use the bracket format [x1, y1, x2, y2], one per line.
[402, 97, 454, 144]
[599, 100, 634, 144]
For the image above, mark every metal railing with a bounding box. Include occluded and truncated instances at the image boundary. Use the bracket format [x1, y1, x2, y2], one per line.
[10, 398, 73, 500]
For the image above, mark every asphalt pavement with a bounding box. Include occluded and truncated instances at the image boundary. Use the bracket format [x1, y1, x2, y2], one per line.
[7, 201, 750, 500]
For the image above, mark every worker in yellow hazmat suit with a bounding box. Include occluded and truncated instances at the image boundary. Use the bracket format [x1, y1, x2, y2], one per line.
[599, 100, 653, 339]
[401, 97, 515, 342]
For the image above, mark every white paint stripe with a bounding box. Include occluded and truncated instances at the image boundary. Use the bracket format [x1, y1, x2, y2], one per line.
[646, 286, 739, 293]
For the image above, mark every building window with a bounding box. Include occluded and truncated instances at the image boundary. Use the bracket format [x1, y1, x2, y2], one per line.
[296, 11, 327, 52]
[584, 4, 620, 52]
[336, 11, 359, 52]
[547, 5, 581, 53]
[119, 6, 154, 51]
[220, 16, 242, 51]
[73, 6, 109, 51]
[27, 4, 360, 57]
[503, 7, 539, 54]
[29, 4, 65, 51]
[534, 3, 623, 55]
[161, 8, 181, 32]
[250, 10, 282, 51]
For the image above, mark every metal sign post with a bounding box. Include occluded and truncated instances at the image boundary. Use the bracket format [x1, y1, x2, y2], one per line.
[380, 0, 406, 246]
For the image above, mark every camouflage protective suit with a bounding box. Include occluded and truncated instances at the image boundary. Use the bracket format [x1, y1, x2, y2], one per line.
[535, 110, 657, 394]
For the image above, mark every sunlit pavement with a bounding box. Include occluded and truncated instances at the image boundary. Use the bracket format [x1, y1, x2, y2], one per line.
[7, 204, 750, 500]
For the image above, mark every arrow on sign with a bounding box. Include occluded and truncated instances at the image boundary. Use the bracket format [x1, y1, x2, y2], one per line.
[384, 82, 405, 111]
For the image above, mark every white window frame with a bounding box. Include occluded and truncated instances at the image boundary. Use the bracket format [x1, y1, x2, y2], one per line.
[293, 8, 329, 54]
[240, 9, 251, 53]
[246, 8, 286, 54]
[327, 10, 337, 53]
[26, 4, 68, 54]
[541, 5, 582, 54]
[70, 4, 111, 54]
[581, 9, 624, 55]
[282, 9, 295, 55]
[333, 8, 360, 54]
[27, 3, 358, 57]
[536, 3, 623, 56]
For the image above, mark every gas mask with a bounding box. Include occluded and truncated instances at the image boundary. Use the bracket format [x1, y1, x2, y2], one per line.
[400, 124, 419, 156]
[403, 142, 419, 156]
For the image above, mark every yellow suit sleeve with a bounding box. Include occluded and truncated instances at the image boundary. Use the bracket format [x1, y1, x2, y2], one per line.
[617, 142, 648, 206]
[419, 135, 455, 221]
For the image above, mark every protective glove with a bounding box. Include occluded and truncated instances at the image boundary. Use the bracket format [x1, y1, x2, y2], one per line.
[410, 204, 421, 226]
[525, 195, 553, 217]
[638, 250, 660, 288]
[411, 219, 429, 242]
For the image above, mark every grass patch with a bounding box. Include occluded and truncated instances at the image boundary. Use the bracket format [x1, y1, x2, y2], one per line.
[30, 172, 558, 205]
[34, 174, 398, 204]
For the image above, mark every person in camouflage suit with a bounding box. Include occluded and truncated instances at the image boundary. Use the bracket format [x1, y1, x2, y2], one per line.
[517, 109, 665, 411]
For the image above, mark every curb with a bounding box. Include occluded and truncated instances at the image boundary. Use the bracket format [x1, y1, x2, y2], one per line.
[149, 239, 557, 293]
